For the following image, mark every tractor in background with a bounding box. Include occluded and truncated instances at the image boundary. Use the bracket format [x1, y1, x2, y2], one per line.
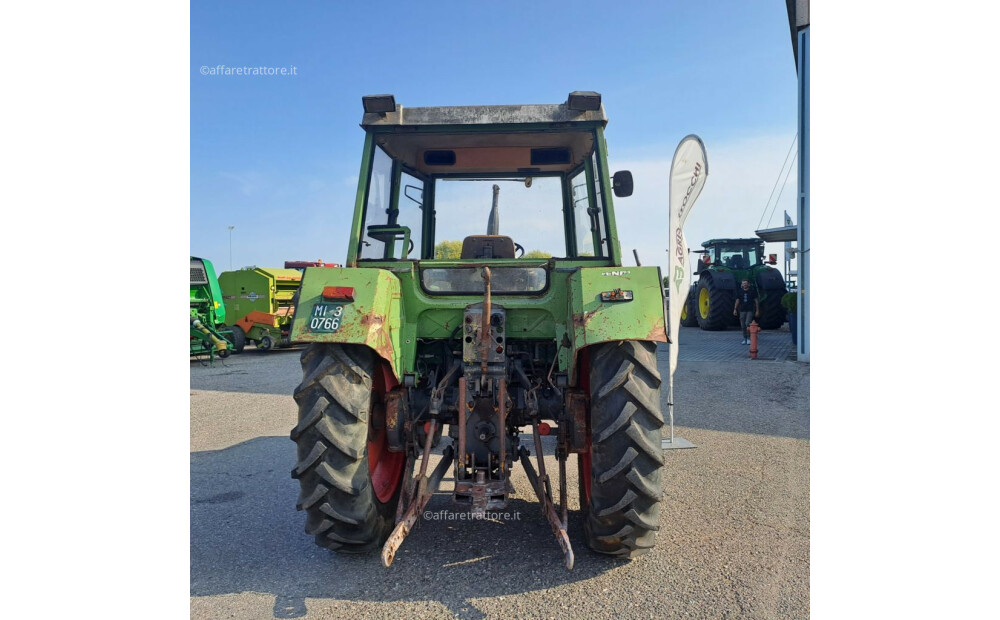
[219, 266, 304, 352]
[190, 256, 244, 359]
[685, 238, 787, 331]
[218, 262, 342, 352]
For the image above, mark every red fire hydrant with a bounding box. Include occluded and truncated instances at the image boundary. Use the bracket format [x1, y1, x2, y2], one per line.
[749, 320, 760, 359]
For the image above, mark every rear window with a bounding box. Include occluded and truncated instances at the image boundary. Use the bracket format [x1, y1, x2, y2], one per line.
[421, 267, 548, 295]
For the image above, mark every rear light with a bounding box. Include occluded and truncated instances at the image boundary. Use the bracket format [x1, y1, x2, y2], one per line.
[322, 286, 355, 301]
[600, 288, 633, 302]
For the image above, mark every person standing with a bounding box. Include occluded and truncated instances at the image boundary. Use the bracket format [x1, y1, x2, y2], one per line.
[733, 279, 759, 345]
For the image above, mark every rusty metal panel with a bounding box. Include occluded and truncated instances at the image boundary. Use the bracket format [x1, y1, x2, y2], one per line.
[384, 388, 407, 452]
[290, 267, 402, 377]
[454, 479, 508, 514]
[363, 103, 607, 128]
[564, 266, 668, 382]
[564, 390, 589, 454]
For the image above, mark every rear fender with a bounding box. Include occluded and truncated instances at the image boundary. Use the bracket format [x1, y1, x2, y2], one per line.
[755, 267, 786, 297]
[565, 266, 667, 383]
[290, 267, 402, 378]
[700, 269, 736, 292]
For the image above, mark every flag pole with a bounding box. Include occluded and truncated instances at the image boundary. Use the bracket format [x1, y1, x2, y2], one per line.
[663, 135, 708, 451]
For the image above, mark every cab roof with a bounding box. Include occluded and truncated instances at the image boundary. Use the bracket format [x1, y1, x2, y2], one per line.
[361, 99, 607, 129]
[361, 94, 608, 175]
[702, 238, 766, 247]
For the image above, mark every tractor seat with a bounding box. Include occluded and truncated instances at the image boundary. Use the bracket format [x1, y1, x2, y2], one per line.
[730, 256, 745, 269]
[461, 235, 516, 259]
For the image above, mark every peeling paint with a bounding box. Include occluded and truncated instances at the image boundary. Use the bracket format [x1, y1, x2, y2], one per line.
[571, 309, 599, 328]
[647, 317, 668, 343]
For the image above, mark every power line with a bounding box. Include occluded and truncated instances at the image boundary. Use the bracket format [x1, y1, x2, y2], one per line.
[764, 150, 798, 230]
[757, 133, 798, 231]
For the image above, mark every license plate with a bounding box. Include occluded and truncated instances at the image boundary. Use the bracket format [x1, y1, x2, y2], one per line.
[308, 303, 344, 333]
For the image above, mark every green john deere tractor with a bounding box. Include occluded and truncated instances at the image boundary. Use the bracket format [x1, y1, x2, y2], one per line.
[190, 256, 245, 359]
[685, 238, 787, 331]
[289, 92, 667, 569]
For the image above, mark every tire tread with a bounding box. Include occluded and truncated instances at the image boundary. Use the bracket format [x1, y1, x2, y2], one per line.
[290, 343, 399, 554]
[580, 340, 664, 558]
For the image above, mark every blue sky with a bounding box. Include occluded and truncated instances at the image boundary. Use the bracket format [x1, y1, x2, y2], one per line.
[191, 0, 798, 273]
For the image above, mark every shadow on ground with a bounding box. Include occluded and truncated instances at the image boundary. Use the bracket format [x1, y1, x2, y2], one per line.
[190, 348, 303, 396]
[191, 436, 616, 618]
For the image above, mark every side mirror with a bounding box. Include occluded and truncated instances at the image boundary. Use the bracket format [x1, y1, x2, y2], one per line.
[612, 170, 633, 197]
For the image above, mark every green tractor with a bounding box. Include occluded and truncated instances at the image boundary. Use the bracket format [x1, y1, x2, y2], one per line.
[684, 238, 787, 331]
[190, 256, 245, 359]
[679, 282, 700, 327]
[289, 92, 667, 569]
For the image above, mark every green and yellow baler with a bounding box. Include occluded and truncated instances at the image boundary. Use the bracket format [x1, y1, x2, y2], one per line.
[219, 266, 302, 351]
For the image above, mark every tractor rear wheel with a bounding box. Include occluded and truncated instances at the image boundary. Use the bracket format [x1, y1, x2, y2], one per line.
[680, 285, 699, 327]
[755, 273, 787, 330]
[579, 340, 663, 558]
[695, 276, 733, 331]
[291, 344, 405, 553]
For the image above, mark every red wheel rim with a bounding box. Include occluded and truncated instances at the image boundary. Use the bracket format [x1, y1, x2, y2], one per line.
[368, 363, 406, 503]
[368, 426, 405, 503]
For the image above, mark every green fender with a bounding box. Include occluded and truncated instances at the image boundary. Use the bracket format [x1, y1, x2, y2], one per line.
[289, 267, 402, 377]
[564, 266, 667, 382]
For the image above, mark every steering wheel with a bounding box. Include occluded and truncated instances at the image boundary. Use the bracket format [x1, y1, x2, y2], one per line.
[514, 243, 525, 258]
[407, 238, 415, 257]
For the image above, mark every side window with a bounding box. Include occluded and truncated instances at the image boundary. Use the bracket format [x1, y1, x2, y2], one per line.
[360, 147, 392, 259]
[396, 171, 424, 259]
[570, 169, 595, 257]
[570, 156, 608, 258]
[590, 154, 608, 257]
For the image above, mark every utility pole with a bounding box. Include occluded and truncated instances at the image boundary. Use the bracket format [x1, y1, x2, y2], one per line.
[228, 226, 235, 270]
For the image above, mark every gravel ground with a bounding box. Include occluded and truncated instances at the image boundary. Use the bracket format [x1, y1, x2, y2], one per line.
[191, 330, 809, 618]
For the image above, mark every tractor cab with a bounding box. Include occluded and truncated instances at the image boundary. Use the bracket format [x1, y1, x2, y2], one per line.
[349, 92, 633, 275]
[701, 238, 766, 271]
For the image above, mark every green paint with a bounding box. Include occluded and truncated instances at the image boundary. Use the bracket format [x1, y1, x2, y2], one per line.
[291, 97, 667, 383]
[291, 267, 402, 374]
[190, 256, 234, 357]
[698, 238, 785, 304]
[218, 266, 301, 341]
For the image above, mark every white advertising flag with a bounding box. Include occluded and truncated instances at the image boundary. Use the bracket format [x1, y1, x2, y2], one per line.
[666, 135, 708, 444]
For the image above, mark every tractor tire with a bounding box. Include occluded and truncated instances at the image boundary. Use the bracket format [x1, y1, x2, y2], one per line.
[755, 271, 787, 330]
[695, 276, 734, 331]
[579, 340, 664, 558]
[226, 325, 246, 353]
[680, 285, 699, 327]
[291, 344, 405, 553]
[258, 334, 274, 352]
